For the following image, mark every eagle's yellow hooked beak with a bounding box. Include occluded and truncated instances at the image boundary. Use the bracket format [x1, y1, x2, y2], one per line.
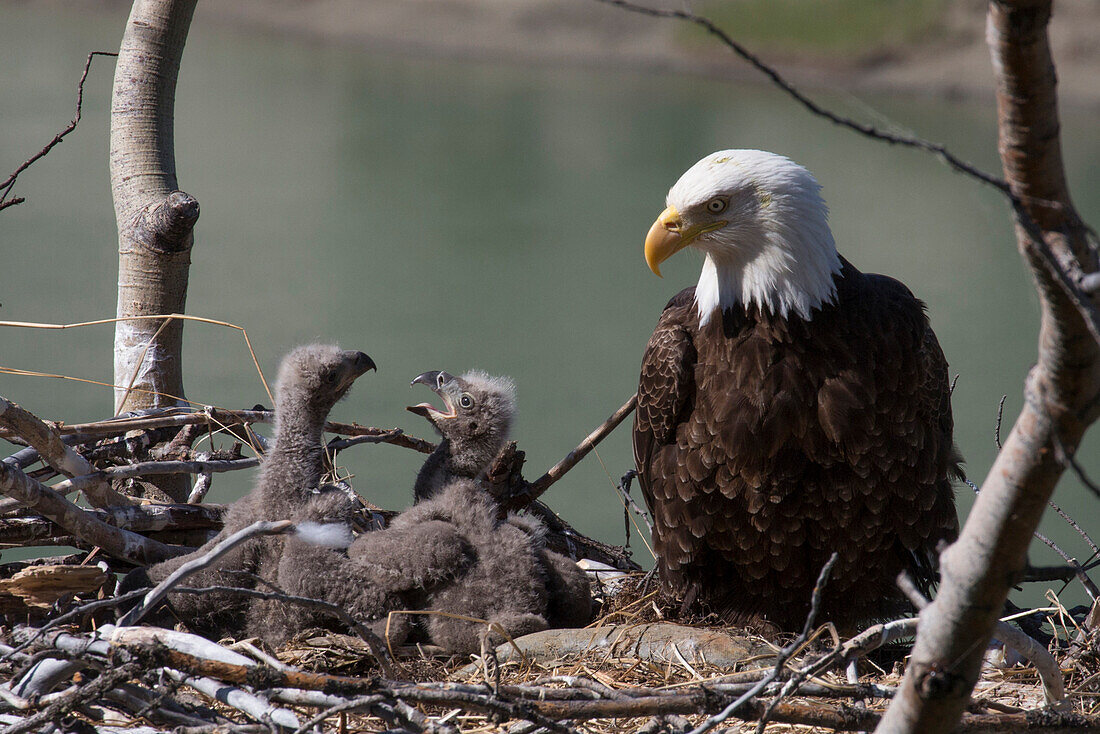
[644, 206, 726, 277]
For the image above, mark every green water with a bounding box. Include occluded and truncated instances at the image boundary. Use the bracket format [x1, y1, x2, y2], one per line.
[3, 5, 1099, 609]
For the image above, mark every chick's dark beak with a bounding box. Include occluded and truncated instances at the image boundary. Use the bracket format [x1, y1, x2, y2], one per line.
[335, 351, 376, 394]
[355, 352, 377, 373]
[408, 370, 458, 419]
[411, 371, 443, 389]
[343, 351, 377, 376]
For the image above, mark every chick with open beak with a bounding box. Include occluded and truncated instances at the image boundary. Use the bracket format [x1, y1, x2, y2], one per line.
[407, 370, 516, 501]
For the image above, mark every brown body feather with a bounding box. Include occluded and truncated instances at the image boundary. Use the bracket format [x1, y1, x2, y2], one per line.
[634, 258, 960, 630]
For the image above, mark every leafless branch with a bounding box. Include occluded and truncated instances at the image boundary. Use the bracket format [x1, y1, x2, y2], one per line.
[527, 394, 637, 498]
[170, 584, 402, 679]
[117, 519, 292, 626]
[492, 394, 637, 512]
[0, 52, 117, 212]
[995, 394, 1008, 450]
[688, 552, 837, 734]
[0, 408, 436, 455]
[592, 0, 1012, 193]
[596, 0, 1100, 349]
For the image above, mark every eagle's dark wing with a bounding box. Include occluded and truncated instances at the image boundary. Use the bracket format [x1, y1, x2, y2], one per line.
[835, 272, 960, 597]
[633, 288, 697, 577]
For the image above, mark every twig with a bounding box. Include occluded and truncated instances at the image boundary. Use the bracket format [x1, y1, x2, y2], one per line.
[162, 669, 300, 731]
[689, 552, 838, 734]
[0, 52, 117, 211]
[51, 457, 260, 497]
[1053, 434, 1100, 502]
[326, 428, 405, 452]
[170, 585, 402, 679]
[1, 589, 149, 662]
[592, 0, 1012, 193]
[752, 553, 842, 733]
[966, 478, 1100, 600]
[617, 469, 653, 533]
[995, 394, 1008, 450]
[501, 394, 637, 511]
[0, 407, 435, 455]
[118, 520, 293, 626]
[0, 660, 142, 734]
[289, 694, 388, 734]
[595, 0, 1100, 347]
[1045, 497, 1100, 557]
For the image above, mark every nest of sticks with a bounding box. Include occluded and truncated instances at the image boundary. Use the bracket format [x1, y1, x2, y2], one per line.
[2, 397, 1100, 733]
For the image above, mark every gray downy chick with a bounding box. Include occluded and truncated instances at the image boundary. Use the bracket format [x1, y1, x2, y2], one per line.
[407, 369, 593, 631]
[127, 345, 375, 639]
[367, 477, 550, 653]
[268, 484, 480, 647]
[407, 370, 516, 502]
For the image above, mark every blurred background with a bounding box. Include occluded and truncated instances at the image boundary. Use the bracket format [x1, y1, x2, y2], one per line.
[2, 0, 1099, 609]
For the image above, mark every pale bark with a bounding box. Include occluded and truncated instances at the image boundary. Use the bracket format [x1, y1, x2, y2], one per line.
[0, 459, 177, 565]
[0, 397, 131, 508]
[110, 0, 199, 416]
[876, 1, 1100, 731]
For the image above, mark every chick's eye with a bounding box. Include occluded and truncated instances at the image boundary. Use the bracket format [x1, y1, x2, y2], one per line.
[707, 197, 728, 214]
[459, 394, 474, 409]
[323, 370, 337, 384]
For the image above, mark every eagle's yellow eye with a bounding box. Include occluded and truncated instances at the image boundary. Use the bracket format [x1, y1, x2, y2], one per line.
[707, 197, 728, 214]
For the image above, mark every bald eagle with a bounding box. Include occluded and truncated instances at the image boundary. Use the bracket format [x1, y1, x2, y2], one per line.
[634, 150, 960, 630]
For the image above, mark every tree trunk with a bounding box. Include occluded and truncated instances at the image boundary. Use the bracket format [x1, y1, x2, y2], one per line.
[876, 1, 1100, 732]
[110, 0, 199, 417]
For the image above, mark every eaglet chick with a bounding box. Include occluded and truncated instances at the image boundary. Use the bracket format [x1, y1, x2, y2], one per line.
[407, 370, 516, 501]
[403, 369, 593, 643]
[123, 345, 375, 639]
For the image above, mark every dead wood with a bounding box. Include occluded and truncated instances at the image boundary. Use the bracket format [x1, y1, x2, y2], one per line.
[0, 397, 130, 509]
[482, 623, 774, 669]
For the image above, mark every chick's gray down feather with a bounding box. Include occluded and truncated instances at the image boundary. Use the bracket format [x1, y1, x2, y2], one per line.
[128, 345, 374, 640]
[408, 370, 517, 501]
[410, 370, 592, 636]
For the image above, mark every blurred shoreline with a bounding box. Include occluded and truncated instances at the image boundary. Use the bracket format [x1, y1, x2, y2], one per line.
[17, 0, 1100, 107]
[195, 0, 1100, 107]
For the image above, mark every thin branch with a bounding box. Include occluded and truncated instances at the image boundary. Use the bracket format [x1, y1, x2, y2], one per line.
[0, 407, 435, 455]
[688, 552, 838, 734]
[326, 428, 406, 452]
[529, 394, 637, 496]
[995, 394, 1008, 450]
[1053, 434, 1100, 502]
[497, 394, 637, 511]
[593, 0, 1012, 193]
[117, 519, 292, 626]
[50, 457, 258, 499]
[162, 668, 301, 730]
[966, 478, 1100, 600]
[616, 469, 653, 533]
[0, 661, 143, 734]
[0, 52, 117, 211]
[1, 589, 149, 662]
[170, 584, 402, 679]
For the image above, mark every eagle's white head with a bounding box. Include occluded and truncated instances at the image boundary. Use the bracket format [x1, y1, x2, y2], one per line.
[645, 149, 841, 324]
